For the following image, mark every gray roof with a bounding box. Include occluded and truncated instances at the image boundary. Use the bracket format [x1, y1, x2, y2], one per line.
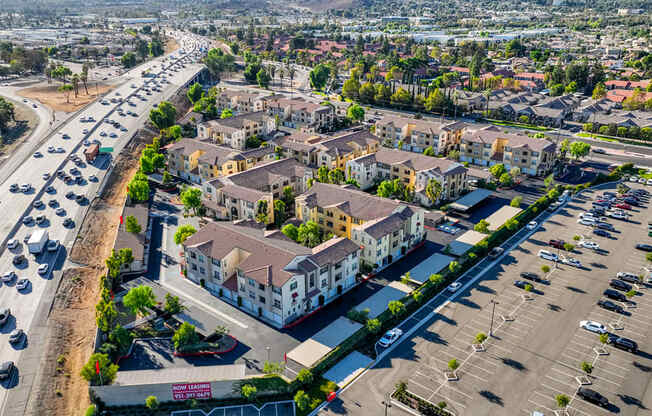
[311, 237, 360, 266]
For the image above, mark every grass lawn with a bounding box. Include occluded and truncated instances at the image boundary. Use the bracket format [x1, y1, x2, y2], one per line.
[297, 377, 338, 416]
[486, 119, 551, 131]
[577, 132, 619, 142]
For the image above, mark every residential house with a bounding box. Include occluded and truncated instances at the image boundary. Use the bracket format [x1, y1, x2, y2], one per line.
[459, 126, 556, 176]
[114, 202, 149, 275]
[183, 221, 361, 328]
[202, 158, 313, 223]
[295, 183, 425, 268]
[346, 148, 468, 206]
[167, 138, 275, 184]
[197, 111, 277, 150]
[215, 90, 271, 114]
[266, 97, 334, 132]
[374, 115, 467, 154]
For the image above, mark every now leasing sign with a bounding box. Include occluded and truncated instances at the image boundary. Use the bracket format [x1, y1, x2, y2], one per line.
[171, 382, 212, 400]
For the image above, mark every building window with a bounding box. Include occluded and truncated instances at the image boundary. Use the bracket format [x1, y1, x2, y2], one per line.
[334, 262, 342, 270]
[199, 267, 205, 274]
[327, 221, 333, 228]
[258, 283, 265, 291]
[320, 266, 329, 274]
[290, 281, 298, 290]
[259, 296, 266, 304]
[248, 278, 256, 287]
[309, 273, 315, 288]
[191, 264, 197, 271]
[190, 252, 196, 259]
[214, 271, 220, 279]
[335, 273, 342, 281]
[351, 251, 358, 258]
[272, 286, 281, 294]
[249, 291, 255, 299]
[198, 255, 204, 263]
[321, 278, 328, 288]
[273, 299, 281, 309]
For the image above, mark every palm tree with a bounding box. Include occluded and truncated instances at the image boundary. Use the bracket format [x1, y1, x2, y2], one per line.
[71, 74, 80, 98]
[268, 65, 276, 88]
[288, 67, 296, 94]
[80, 63, 91, 95]
[278, 68, 284, 89]
[425, 179, 443, 205]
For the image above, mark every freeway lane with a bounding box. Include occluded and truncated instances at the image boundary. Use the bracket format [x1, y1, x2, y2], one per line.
[0, 32, 209, 416]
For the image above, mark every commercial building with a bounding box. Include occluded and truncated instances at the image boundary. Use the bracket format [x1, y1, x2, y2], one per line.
[167, 138, 275, 184]
[295, 183, 425, 269]
[374, 115, 467, 155]
[459, 126, 556, 176]
[197, 112, 277, 150]
[183, 221, 361, 327]
[346, 148, 468, 206]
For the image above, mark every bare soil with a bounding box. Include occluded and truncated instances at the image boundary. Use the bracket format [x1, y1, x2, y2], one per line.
[0, 97, 39, 156]
[165, 36, 180, 55]
[17, 83, 115, 113]
[31, 132, 150, 416]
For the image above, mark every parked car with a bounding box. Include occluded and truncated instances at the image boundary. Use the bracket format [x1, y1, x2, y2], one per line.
[579, 240, 599, 250]
[606, 335, 638, 353]
[596, 222, 614, 231]
[609, 279, 632, 292]
[604, 289, 627, 302]
[616, 272, 640, 284]
[614, 203, 632, 210]
[579, 320, 607, 334]
[1, 271, 15, 283]
[577, 388, 609, 408]
[548, 239, 565, 249]
[597, 299, 624, 313]
[577, 218, 596, 226]
[538, 250, 558, 262]
[0, 308, 10, 326]
[16, 279, 29, 291]
[636, 243, 652, 252]
[520, 272, 544, 283]
[593, 229, 611, 238]
[378, 328, 403, 347]
[0, 361, 14, 380]
[513, 280, 531, 290]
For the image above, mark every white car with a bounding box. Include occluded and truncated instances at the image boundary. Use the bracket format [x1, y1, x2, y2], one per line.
[1, 271, 15, 283]
[538, 250, 559, 262]
[579, 240, 599, 250]
[37, 264, 49, 275]
[577, 218, 596, 226]
[647, 179, 652, 186]
[378, 328, 403, 348]
[608, 211, 627, 220]
[7, 239, 19, 249]
[526, 221, 538, 231]
[562, 256, 581, 268]
[639, 178, 646, 184]
[447, 282, 462, 293]
[16, 279, 29, 291]
[579, 320, 606, 334]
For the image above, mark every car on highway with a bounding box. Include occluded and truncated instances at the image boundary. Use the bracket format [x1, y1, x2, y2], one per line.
[47, 240, 59, 252]
[593, 229, 611, 238]
[55, 207, 65, 216]
[603, 288, 627, 302]
[488, 247, 504, 259]
[37, 264, 49, 275]
[16, 278, 29, 291]
[447, 282, 462, 293]
[538, 250, 558, 262]
[606, 335, 638, 353]
[597, 299, 624, 313]
[526, 221, 537, 230]
[636, 243, 652, 252]
[7, 239, 19, 249]
[35, 214, 46, 224]
[42, 173, 50, 180]
[378, 328, 403, 348]
[9, 329, 23, 344]
[9, 183, 18, 192]
[83, 140, 90, 146]
[577, 388, 609, 407]
[0, 308, 10, 326]
[63, 218, 74, 227]
[2, 271, 15, 283]
[22, 215, 33, 225]
[0, 361, 14, 380]
[578, 240, 599, 250]
[609, 279, 632, 292]
[579, 320, 607, 334]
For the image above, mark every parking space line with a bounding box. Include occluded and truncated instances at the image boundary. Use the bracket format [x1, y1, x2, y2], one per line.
[436, 381, 474, 400]
[544, 374, 577, 389]
[408, 378, 434, 396]
[456, 368, 490, 383]
[527, 397, 555, 412]
[483, 342, 512, 354]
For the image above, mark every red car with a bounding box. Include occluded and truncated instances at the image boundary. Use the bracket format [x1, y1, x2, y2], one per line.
[549, 239, 565, 249]
[614, 203, 631, 210]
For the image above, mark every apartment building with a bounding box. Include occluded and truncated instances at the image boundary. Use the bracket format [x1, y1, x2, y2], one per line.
[346, 148, 468, 206]
[374, 115, 467, 155]
[215, 90, 271, 114]
[166, 138, 275, 184]
[202, 158, 313, 223]
[183, 221, 361, 327]
[295, 183, 425, 268]
[459, 126, 556, 176]
[266, 97, 334, 132]
[197, 111, 277, 150]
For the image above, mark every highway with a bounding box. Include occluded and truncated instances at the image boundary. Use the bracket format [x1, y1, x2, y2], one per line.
[0, 31, 209, 415]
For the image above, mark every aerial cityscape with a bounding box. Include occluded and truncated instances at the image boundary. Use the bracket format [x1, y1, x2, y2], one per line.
[0, 1, 651, 415]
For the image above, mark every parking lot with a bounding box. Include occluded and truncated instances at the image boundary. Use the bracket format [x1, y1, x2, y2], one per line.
[392, 183, 652, 416]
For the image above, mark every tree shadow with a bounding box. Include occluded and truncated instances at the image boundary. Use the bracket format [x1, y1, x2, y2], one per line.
[500, 357, 527, 372]
[478, 390, 504, 406]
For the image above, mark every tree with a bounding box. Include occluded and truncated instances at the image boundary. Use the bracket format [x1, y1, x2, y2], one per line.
[124, 215, 141, 233]
[294, 390, 310, 411]
[204, 48, 236, 81]
[449, 261, 460, 274]
[550, 83, 565, 96]
[297, 221, 322, 247]
[328, 168, 345, 184]
[256, 200, 269, 223]
[220, 108, 233, 119]
[342, 77, 361, 100]
[149, 101, 176, 131]
[180, 187, 202, 215]
[390, 87, 411, 106]
[388, 300, 405, 316]
[123, 285, 156, 317]
[425, 179, 443, 204]
[366, 318, 381, 333]
[541, 265, 550, 274]
[474, 219, 490, 233]
[174, 224, 197, 245]
[95, 297, 118, 332]
[489, 164, 506, 179]
[559, 139, 570, 160]
[347, 104, 365, 122]
[429, 274, 445, 287]
[241, 384, 257, 401]
[121, 52, 137, 68]
[58, 84, 73, 103]
[581, 361, 593, 374]
[413, 289, 423, 303]
[499, 172, 513, 187]
[246, 135, 262, 149]
[555, 394, 570, 409]
[448, 359, 459, 372]
[569, 141, 591, 160]
[510, 196, 523, 207]
[359, 82, 375, 104]
[423, 147, 435, 156]
[172, 322, 199, 350]
[282, 186, 295, 207]
[80, 353, 118, 385]
[592, 82, 607, 99]
[256, 68, 271, 88]
[309, 63, 330, 90]
[297, 368, 313, 385]
[505, 218, 518, 231]
[317, 165, 329, 183]
[164, 293, 185, 315]
[475, 332, 487, 344]
[187, 82, 203, 104]
[145, 396, 159, 410]
[281, 224, 299, 242]
[273, 199, 287, 227]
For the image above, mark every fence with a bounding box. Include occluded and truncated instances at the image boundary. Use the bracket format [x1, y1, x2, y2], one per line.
[170, 400, 295, 416]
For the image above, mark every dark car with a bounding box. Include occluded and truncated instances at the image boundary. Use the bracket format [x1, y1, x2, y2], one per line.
[513, 280, 530, 290]
[548, 239, 565, 249]
[636, 243, 652, 252]
[607, 335, 638, 353]
[12, 255, 26, 266]
[617, 272, 640, 284]
[596, 222, 614, 231]
[577, 388, 609, 407]
[593, 229, 611, 237]
[520, 272, 543, 282]
[0, 308, 9, 326]
[597, 299, 624, 313]
[604, 288, 627, 302]
[610, 279, 632, 292]
[65, 191, 75, 199]
[589, 207, 606, 216]
[624, 198, 639, 206]
[0, 361, 14, 380]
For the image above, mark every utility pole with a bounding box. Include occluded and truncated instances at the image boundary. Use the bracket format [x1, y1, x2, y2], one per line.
[489, 299, 499, 337]
[381, 392, 392, 416]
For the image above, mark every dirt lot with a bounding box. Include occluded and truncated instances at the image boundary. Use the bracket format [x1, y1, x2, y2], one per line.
[31, 132, 149, 416]
[17, 83, 114, 113]
[0, 97, 39, 155]
[165, 36, 180, 55]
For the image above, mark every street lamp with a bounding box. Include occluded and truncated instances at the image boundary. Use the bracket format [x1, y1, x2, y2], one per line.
[489, 299, 499, 337]
[265, 346, 271, 363]
[381, 392, 392, 416]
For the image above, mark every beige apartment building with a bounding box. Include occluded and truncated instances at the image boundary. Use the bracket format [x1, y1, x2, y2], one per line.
[375, 115, 467, 155]
[197, 111, 277, 150]
[266, 97, 334, 132]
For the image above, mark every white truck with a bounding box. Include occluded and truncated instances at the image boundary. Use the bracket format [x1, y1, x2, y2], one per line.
[28, 229, 49, 254]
